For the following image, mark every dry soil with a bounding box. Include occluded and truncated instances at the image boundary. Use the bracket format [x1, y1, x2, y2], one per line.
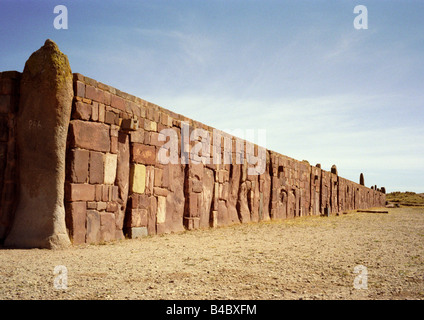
[0, 207, 423, 300]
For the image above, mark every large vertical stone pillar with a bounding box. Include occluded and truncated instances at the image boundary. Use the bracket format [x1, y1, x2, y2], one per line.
[5, 40, 73, 248]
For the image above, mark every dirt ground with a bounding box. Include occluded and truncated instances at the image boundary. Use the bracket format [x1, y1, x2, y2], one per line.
[0, 207, 423, 300]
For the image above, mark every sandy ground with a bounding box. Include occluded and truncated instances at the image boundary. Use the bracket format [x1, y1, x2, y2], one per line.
[0, 207, 423, 300]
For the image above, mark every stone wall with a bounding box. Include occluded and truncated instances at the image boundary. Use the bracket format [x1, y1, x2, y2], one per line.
[0, 40, 386, 247]
[0, 71, 20, 241]
[64, 73, 386, 245]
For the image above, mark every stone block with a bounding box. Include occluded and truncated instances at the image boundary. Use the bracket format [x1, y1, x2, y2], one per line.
[121, 118, 139, 131]
[67, 183, 96, 201]
[74, 80, 85, 98]
[106, 201, 118, 213]
[110, 136, 118, 154]
[95, 184, 102, 201]
[88, 102, 97, 121]
[65, 202, 86, 245]
[126, 227, 148, 239]
[105, 110, 119, 125]
[126, 208, 147, 228]
[157, 196, 166, 224]
[132, 143, 156, 165]
[100, 212, 115, 242]
[104, 153, 118, 185]
[98, 103, 105, 122]
[144, 119, 157, 132]
[89, 151, 104, 184]
[153, 187, 168, 197]
[130, 163, 146, 194]
[111, 95, 126, 111]
[97, 201, 107, 211]
[154, 168, 163, 187]
[86, 210, 100, 244]
[68, 148, 89, 183]
[73, 101, 92, 120]
[85, 85, 98, 101]
[69, 120, 110, 152]
[129, 130, 145, 144]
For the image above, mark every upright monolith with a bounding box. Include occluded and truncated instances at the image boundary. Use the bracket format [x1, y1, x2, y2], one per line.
[5, 40, 73, 248]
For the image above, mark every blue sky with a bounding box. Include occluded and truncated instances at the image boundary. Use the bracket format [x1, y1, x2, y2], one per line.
[1, 0, 423, 192]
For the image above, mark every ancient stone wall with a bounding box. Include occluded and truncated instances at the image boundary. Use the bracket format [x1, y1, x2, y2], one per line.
[63, 73, 386, 245]
[0, 41, 386, 247]
[0, 71, 20, 241]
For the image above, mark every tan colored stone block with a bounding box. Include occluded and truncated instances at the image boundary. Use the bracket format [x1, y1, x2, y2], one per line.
[130, 164, 146, 194]
[104, 153, 117, 185]
[157, 196, 166, 224]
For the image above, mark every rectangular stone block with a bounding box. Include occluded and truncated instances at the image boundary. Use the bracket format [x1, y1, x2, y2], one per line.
[110, 136, 118, 154]
[97, 201, 107, 211]
[157, 196, 166, 224]
[72, 101, 91, 122]
[91, 102, 99, 121]
[126, 208, 147, 228]
[153, 187, 168, 197]
[98, 103, 105, 122]
[67, 183, 96, 201]
[130, 163, 146, 194]
[95, 184, 102, 201]
[106, 201, 118, 213]
[100, 212, 115, 242]
[126, 227, 148, 239]
[132, 143, 156, 165]
[111, 95, 125, 111]
[104, 153, 118, 184]
[86, 210, 100, 244]
[143, 119, 157, 132]
[65, 201, 86, 245]
[89, 151, 104, 184]
[68, 149, 90, 183]
[129, 130, 145, 144]
[105, 110, 119, 125]
[74, 80, 85, 98]
[85, 84, 100, 102]
[69, 120, 110, 152]
[121, 118, 139, 131]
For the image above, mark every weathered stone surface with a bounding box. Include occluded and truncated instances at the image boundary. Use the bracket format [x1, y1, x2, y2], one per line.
[65, 201, 86, 245]
[164, 164, 185, 234]
[132, 143, 156, 165]
[115, 132, 130, 232]
[86, 210, 100, 244]
[157, 196, 166, 224]
[69, 120, 110, 152]
[67, 183, 96, 201]
[5, 40, 73, 249]
[104, 153, 118, 185]
[100, 212, 115, 242]
[68, 148, 89, 183]
[126, 226, 148, 239]
[89, 151, 104, 184]
[73, 101, 91, 120]
[130, 164, 146, 194]
[199, 167, 214, 228]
